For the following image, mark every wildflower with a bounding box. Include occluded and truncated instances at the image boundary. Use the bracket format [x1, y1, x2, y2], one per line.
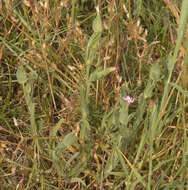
[102, 21, 108, 30]
[114, 66, 118, 71]
[122, 96, 134, 104]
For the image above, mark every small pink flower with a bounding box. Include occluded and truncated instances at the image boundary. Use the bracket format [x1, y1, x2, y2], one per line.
[114, 66, 118, 71]
[122, 96, 134, 104]
[103, 21, 108, 29]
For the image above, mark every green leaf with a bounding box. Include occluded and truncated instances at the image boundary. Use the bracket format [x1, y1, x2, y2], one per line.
[117, 150, 129, 176]
[56, 132, 75, 152]
[119, 105, 128, 125]
[50, 118, 64, 148]
[16, 66, 28, 84]
[92, 13, 102, 33]
[85, 32, 101, 62]
[80, 119, 90, 140]
[85, 10, 103, 63]
[149, 63, 161, 81]
[51, 118, 64, 137]
[62, 132, 76, 148]
[65, 152, 80, 169]
[25, 81, 32, 95]
[143, 81, 155, 99]
[117, 149, 146, 188]
[80, 87, 89, 119]
[166, 56, 174, 74]
[89, 67, 116, 82]
[53, 132, 76, 162]
[104, 150, 119, 178]
[70, 178, 86, 186]
[169, 82, 188, 96]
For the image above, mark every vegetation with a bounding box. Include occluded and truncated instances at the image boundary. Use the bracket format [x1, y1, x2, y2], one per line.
[0, 0, 187, 189]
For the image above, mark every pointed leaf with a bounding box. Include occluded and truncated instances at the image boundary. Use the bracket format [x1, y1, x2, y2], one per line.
[92, 13, 102, 33]
[16, 66, 27, 84]
[62, 132, 76, 148]
[169, 82, 188, 96]
[149, 63, 161, 82]
[89, 67, 116, 82]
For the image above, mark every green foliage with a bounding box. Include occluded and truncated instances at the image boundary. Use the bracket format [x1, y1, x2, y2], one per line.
[16, 66, 28, 84]
[16, 66, 37, 136]
[149, 62, 161, 82]
[0, 0, 188, 189]
[89, 66, 116, 82]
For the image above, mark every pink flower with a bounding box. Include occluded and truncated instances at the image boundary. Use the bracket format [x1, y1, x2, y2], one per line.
[102, 21, 108, 29]
[114, 66, 118, 71]
[122, 96, 134, 104]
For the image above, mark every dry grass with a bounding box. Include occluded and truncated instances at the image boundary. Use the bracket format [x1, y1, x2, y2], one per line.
[0, 0, 187, 189]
